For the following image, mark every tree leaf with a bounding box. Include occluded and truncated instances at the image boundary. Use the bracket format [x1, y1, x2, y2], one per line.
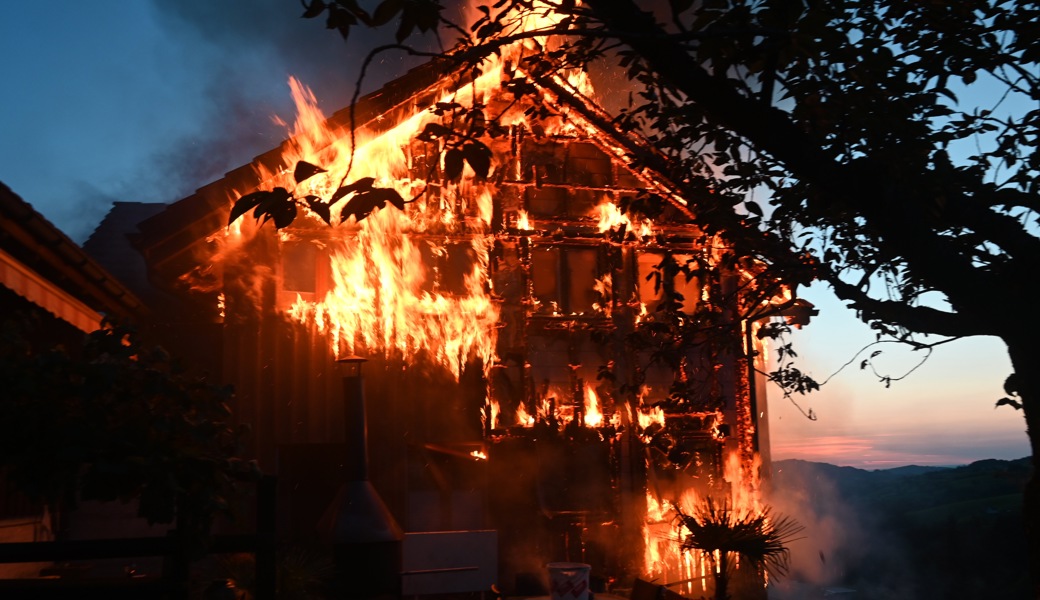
[411, 0, 443, 32]
[301, 0, 326, 19]
[462, 141, 492, 178]
[304, 195, 332, 225]
[330, 177, 376, 203]
[668, 0, 694, 14]
[444, 148, 465, 180]
[379, 187, 406, 211]
[228, 191, 266, 226]
[996, 397, 1023, 410]
[339, 194, 380, 223]
[1004, 373, 1020, 396]
[395, 10, 416, 42]
[372, 0, 403, 26]
[293, 160, 327, 184]
[229, 188, 293, 226]
[270, 198, 298, 229]
[338, 187, 402, 223]
[417, 122, 453, 142]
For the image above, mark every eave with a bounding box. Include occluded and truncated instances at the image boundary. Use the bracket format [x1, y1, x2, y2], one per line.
[0, 182, 146, 331]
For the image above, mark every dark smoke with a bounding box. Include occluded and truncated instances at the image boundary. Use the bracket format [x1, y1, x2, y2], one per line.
[140, 0, 456, 204]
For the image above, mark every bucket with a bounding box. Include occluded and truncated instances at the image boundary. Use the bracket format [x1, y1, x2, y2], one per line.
[547, 562, 591, 600]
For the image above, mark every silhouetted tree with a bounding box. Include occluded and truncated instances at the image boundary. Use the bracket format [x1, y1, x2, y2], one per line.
[0, 318, 259, 550]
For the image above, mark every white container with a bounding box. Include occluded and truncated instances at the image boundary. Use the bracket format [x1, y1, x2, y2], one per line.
[547, 562, 591, 600]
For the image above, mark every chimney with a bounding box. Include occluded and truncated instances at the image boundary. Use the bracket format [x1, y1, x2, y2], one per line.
[319, 356, 404, 598]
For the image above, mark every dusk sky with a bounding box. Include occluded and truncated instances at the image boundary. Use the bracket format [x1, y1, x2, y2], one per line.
[0, 1, 1029, 469]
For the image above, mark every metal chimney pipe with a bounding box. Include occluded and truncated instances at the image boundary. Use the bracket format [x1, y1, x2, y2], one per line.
[319, 356, 404, 598]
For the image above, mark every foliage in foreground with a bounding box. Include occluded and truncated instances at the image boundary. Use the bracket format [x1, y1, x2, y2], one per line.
[0, 318, 260, 538]
[674, 497, 803, 600]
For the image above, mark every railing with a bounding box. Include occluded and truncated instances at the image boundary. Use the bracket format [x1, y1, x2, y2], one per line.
[0, 476, 277, 600]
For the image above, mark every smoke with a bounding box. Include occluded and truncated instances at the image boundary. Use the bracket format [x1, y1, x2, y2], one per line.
[766, 462, 919, 600]
[139, 0, 457, 204]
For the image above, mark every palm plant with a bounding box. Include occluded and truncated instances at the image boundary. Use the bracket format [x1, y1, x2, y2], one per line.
[673, 497, 803, 600]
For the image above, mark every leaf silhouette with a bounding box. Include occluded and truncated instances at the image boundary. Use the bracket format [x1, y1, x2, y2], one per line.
[229, 188, 293, 226]
[463, 142, 492, 178]
[270, 199, 298, 229]
[301, 0, 326, 19]
[294, 160, 328, 184]
[996, 397, 1023, 410]
[338, 187, 406, 223]
[417, 123, 453, 142]
[330, 177, 377, 203]
[444, 148, 465, 180]
[304, 195, 332, 225]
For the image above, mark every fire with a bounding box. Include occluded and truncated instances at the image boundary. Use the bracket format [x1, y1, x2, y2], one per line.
[515, 209, 531, 231]
[505, 383, 620, 430]
[483, 398, 500, 431]
[515, 402, 535, 427]
[595, 198, 654, 238]
[206, 3, 780, 593]
[583, 385, 602, 427]
[640, 450, 767, 593]
[224, 1, 605, 380]
[637, 404, 665, 432]
[251, 67, 520, 379]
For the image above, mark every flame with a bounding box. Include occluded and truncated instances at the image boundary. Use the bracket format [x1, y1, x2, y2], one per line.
[507, 382, 621, 429]
[483, 399, 500, 431]
[637, 404, 665, 432]
[595, 198, 653, 238]
[583, 384, 602, 427]
[515, 402, 535, 427]
[227, 2, 604, 380]
[247, 69, 517, 380]
[641, 444, 765, 588]
[516, 209, 531, 231]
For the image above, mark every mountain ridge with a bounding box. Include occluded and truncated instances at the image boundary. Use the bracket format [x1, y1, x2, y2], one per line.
[766, 455, 1032, 599]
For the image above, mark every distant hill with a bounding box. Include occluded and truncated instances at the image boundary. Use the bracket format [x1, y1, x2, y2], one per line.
[767, 457, 1033, 600]
[772, 456, 1031, 513]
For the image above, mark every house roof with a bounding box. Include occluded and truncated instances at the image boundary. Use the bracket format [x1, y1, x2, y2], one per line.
[131, 49, 731, 291]
[0, 181, 147, 331]
[83, 201, 170, 308]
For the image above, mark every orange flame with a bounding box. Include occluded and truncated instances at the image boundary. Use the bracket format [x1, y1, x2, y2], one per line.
[595, 198, 654, 238]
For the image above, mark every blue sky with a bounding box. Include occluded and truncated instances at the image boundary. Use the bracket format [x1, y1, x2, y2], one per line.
[0, 1, 1028, 468]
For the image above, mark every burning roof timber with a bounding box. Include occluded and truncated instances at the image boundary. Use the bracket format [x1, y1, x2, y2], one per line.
[133, 58, 462, 288]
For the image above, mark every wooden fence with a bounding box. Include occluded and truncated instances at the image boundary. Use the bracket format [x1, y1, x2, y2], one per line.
[0, 476, 277, 600]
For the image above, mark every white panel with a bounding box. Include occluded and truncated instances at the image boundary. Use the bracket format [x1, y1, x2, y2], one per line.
[401, 530, 497, 596]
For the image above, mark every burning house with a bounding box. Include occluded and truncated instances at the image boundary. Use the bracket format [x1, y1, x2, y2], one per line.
[119, 18, 808, 598]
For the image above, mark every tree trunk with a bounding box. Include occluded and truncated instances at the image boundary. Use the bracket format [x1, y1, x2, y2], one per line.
[1004, 335, 1040, 598]
[714, 552, 730, 600]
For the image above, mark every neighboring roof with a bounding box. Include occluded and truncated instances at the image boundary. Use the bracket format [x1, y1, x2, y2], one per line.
[83, 201, 169, 307]
[0, 182, 147, 331]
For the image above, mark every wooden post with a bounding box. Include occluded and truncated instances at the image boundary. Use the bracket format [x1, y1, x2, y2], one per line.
[255, 475, 278, 600]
